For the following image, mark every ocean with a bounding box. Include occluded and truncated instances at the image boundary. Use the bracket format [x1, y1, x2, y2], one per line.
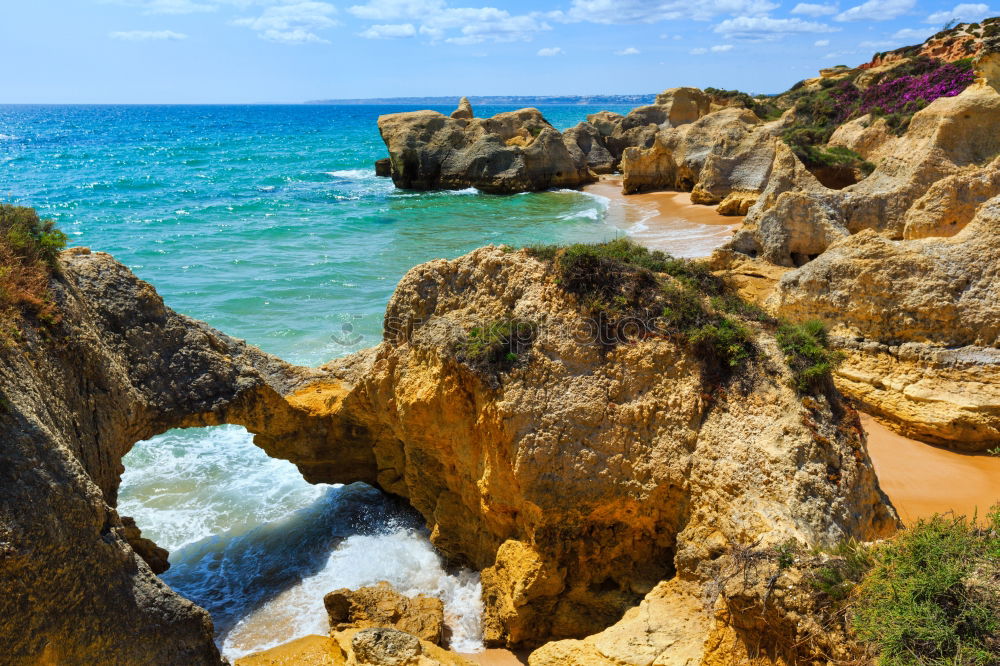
[0, 103, 642, 658]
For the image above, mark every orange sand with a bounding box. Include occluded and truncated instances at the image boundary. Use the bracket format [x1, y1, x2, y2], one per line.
[863, 414, 1000, 526]
[461, 649, 529, 665]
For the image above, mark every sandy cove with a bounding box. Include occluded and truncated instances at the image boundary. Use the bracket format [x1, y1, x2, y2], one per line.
[592, 176, 1000, 526]
[584, 175, 741, 257]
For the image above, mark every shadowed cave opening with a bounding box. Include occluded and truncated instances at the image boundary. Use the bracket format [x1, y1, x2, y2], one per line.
[116, 424, 485, 660]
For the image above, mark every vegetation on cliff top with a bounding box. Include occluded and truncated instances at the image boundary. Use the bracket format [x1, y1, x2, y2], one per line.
[457, 318, 537, 386]
[524, 239, 841, 393]
[0, 205, 67, 342]
[853, 509, 1000, 665]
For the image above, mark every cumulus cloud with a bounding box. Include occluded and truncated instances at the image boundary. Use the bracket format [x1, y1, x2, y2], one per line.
[359, 22, 416, 37]
[615, 46, 641, 55]
[815, 38, 831, 45]
[836, 0, 914, 22]
[559, 0, 779, 24]
[109, 29, 188, 40]
[711, 43, 734, 51]
[689, 47, 708, 54]
[925, 3, 992, 24]
[537, 46, 564, 55]
[233, 1, 339, 44]
[892, 26, 933, 40]
[348, 0, 446, 19]
[790, 2, 839, 16]
[714, 16, 837, 40]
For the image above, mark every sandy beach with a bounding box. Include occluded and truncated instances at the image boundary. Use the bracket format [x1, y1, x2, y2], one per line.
[863, 414, 1000, 525]
[584, 175, 741, 258]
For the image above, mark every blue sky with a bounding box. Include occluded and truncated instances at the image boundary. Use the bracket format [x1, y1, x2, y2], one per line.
[1, 0, 995, 102]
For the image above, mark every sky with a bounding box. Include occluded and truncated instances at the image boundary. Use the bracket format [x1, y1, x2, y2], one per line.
[1, 0, 996, 103]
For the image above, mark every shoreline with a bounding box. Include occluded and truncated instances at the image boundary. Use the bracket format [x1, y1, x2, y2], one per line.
[584, 175, 741, 258]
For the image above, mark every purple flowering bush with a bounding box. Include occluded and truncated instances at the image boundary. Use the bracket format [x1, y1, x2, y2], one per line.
[781, 57, 976, 167]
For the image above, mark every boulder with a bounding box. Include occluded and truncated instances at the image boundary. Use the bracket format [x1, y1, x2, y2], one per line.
[562, 122, 616, 174]
[325, 582, 446, 645]
[377, 108, 594, 193]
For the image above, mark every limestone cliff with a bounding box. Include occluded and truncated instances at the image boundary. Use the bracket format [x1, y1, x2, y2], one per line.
[305, 246, 897, 647]
[2, 244, 899, 661]
[0, 248, 345, 665]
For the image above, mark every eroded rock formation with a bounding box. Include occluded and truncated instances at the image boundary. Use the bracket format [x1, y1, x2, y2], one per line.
[2, 244, 899, 662]
[303, 246, 896, 648]
[376, 106, 594, 193]
[0, 248, 361, 665]
[728, 80, 1000, 266]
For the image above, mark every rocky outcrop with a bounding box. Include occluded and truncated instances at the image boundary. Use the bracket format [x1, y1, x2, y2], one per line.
[450, 97, 473, 121]
[619, 107, 788, 213]
[530, 547, 867, 665]
[0, 248, 350, 665]
[562, 122, 616, 174]
[302, 246, 896, 647]
[726, 81, 1000, 266]
[3, 243, 898, 660]
[376, 108, 594, 193]
[761, 197, 1000, 451]
[325, 582, 446, 645]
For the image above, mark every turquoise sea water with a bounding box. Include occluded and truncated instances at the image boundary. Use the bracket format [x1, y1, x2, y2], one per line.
[1, 103, 635, 657]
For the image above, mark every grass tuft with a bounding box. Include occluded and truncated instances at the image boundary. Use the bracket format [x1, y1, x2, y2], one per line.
[776, 320, 845, 394]
[457, 318, 537, 385]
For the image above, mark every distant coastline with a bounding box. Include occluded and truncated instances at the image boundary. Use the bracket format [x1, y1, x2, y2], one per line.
[304, 94, 656, 106]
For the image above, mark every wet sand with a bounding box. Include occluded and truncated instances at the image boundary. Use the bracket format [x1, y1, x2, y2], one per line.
[863, 414, 1000, 525]
[584, 175, 741, 258]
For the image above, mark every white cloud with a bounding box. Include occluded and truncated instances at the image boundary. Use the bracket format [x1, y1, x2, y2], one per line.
[537, 46, 564, 55]
[859, 38, 897, 47]
[422, 8, 550, 44]
[348, 0, 446, 19]
[714, 16, 837, 40]
[711, 43, 734, 51]
[892, 26, 935, 40]
[815, 38, 830, 45]
[103, 0, 217, 14]
[359, 22, 416, 37]
[790, 2, 839, 16]
[234, 1, 339, 44]
[836, 0, 914, 22]
[109, 29, 188, 40]
[925, 3, 992, 24]
[615, 46, 641, 55]
[560, 0, 779, 24]
[689, 47, 708, 54]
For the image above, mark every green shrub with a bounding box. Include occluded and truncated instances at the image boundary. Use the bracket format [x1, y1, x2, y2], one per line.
[853, 510, 1000, 665]
[0, 205, 67, 342]
[457, 318, 537, 383]
[776, 320, 844, 394]
[689, 317, 755, 371]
